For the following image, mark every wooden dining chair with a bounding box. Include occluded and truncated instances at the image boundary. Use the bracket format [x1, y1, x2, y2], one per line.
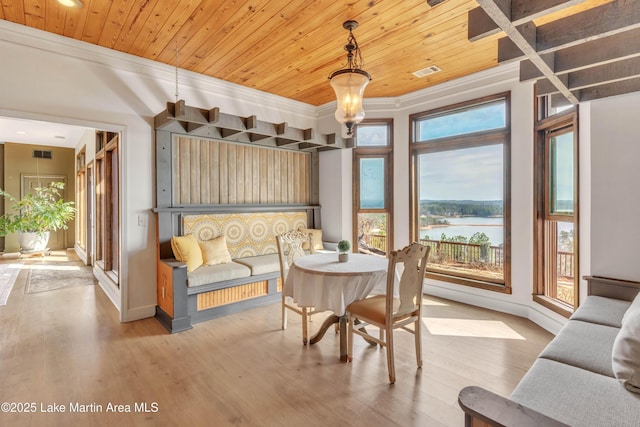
[276, 229, 319, 344]
[346, 242, 430, 383]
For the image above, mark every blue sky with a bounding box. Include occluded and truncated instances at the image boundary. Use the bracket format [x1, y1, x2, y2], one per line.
[419, 144, 504, 201]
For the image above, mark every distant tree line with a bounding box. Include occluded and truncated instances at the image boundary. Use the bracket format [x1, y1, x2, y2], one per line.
[420, 200, 503, 217]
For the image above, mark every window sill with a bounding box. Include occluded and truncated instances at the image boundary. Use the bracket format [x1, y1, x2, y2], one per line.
[426, 272, 511, 294]
[532, 294, 573, 319]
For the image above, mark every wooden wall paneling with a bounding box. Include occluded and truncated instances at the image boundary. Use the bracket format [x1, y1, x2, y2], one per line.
[259, 148, 268, 203]
[170, 136, 312, 205]
[280, 151, 288, 204]
[210, 140, 220, 204]
[219, 142, 228, 203]
[200, 139, 210, 204]
[228, 144, 237, 204]
[274, 150, 281, 203]
[235, 145, 244, 203]
[190, 138, 201, 204]
[267, 149, 275, 203]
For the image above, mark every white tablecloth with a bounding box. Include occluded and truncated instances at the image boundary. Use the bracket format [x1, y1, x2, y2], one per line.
[283, 252, 388, 315]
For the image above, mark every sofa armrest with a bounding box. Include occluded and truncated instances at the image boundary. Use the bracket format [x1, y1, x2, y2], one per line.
[458, 386, 569, 427]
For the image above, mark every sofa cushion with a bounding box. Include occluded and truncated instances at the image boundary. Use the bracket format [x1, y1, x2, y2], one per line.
[187, 262, 251, 287]
[511, 358, 640, 427]
[612, 307, 640, 393]
[570, 295, 631, 328]
[200, 235, 232, 266]
[171, 234, 203, 272]
[538, 320, 618, 377]
[233, 254, 280, 276]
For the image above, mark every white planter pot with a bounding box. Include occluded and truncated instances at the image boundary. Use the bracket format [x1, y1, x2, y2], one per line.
[18, 231, 50, 252]
[338, 252, 349, 262]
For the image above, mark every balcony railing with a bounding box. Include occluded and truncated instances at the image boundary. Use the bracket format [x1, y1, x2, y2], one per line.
[361, 235, 574, 279]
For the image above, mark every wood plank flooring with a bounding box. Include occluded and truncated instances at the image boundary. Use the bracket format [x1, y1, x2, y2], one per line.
[0, 251, 553, 427]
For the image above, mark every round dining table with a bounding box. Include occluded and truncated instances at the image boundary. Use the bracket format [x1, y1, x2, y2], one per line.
[283, 252, 388, 361]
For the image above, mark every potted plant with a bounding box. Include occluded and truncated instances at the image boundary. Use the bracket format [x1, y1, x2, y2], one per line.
[0, 181, 76, 252]
[337, 239, 351, 262]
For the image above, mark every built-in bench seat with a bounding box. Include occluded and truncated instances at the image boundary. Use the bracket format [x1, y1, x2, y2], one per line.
[154, 206, 324, 333]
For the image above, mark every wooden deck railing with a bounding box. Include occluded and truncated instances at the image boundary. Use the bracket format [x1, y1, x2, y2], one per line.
[363, 235, 574, 279]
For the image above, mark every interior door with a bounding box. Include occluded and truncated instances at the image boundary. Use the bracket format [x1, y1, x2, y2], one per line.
[22, 175, 67, 250]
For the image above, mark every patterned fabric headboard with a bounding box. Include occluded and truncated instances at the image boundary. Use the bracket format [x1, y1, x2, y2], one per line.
[182, 212, 308, 258]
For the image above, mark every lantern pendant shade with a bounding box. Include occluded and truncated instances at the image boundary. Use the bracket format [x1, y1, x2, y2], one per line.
[328, 20, 371, 136]
[330, 69, 370, 135]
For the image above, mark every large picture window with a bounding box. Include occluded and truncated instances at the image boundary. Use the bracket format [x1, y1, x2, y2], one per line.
[353, 120, 393, 256]
[410, 94, 511, 292]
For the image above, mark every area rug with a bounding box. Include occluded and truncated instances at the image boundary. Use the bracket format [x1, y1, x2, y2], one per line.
[0, 263, 23, 305]
[25, 261, 96, 294]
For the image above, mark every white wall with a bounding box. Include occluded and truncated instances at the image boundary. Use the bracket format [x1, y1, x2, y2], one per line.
[0, 20, 317, 322]
[590, 92, 640, 282]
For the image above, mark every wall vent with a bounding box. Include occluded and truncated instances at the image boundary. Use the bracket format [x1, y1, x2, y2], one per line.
[412, 65, 442, 78]
[33, 150, 53, 160]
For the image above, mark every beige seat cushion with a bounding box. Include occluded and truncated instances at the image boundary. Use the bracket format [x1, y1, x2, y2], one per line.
[233, 254, 280, 276]
[187, 262, 251, 287]
[570, 295, 631, 328]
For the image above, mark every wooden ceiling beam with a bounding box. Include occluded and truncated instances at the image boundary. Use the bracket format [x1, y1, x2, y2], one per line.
[535, 56, 640, 95]
[468, 0, 590, 41]
[499, 0, 640, 62]
[475, 0, 579, 103]
[520, 28, 640, 81]
[154, 100, 351, 152]
[576, 76, 640, 102]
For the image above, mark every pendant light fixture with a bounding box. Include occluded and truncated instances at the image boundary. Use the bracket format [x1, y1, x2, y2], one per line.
[328, 20, 371, 137]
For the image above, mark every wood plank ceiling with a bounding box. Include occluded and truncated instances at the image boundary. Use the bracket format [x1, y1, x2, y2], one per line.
[1, 0, 625, 108]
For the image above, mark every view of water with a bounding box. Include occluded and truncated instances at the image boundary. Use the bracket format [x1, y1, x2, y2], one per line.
[420, 216, 504, 246]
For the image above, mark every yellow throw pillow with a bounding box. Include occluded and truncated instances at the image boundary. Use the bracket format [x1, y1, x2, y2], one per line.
[171, 234, 203, 272]
[200, 235, 232, 266]
[298, 228, 324, 251]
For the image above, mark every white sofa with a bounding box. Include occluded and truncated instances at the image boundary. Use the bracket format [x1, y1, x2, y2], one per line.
[458, 276, 640, 427]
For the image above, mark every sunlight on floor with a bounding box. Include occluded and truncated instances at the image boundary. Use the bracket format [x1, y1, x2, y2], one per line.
[423, 298, 450, 307]
[424, 318, 525, 340]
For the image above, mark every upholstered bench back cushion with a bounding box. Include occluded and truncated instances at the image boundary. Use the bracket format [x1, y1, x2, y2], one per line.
[182, 212, 308, 259]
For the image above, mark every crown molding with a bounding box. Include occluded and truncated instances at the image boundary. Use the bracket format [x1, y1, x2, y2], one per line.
[0, 20, 318, 120]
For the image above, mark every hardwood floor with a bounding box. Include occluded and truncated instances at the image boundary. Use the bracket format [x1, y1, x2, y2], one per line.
[0, 251, 553, 427]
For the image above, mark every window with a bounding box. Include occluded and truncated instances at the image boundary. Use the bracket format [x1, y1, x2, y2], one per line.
[410, 94, 511, 292]
[353, 120, 393, 256]
[534, 108, 579, 316]
[95, 131, 120, 285]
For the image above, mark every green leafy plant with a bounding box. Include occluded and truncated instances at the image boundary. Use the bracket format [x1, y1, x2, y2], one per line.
[337, 239, 351, 253]
[0, 182, 76, 236]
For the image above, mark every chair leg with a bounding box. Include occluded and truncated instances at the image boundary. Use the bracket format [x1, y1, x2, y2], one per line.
[282, 295, 287, 330]
[302, 306, 308, 345]
[386, 327, 395, 384]
[415, 318, 423, 368]
[347, 315, 353, 362]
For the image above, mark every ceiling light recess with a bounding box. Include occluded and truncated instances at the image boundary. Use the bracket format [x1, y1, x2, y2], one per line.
[57, 0, 83, 8]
